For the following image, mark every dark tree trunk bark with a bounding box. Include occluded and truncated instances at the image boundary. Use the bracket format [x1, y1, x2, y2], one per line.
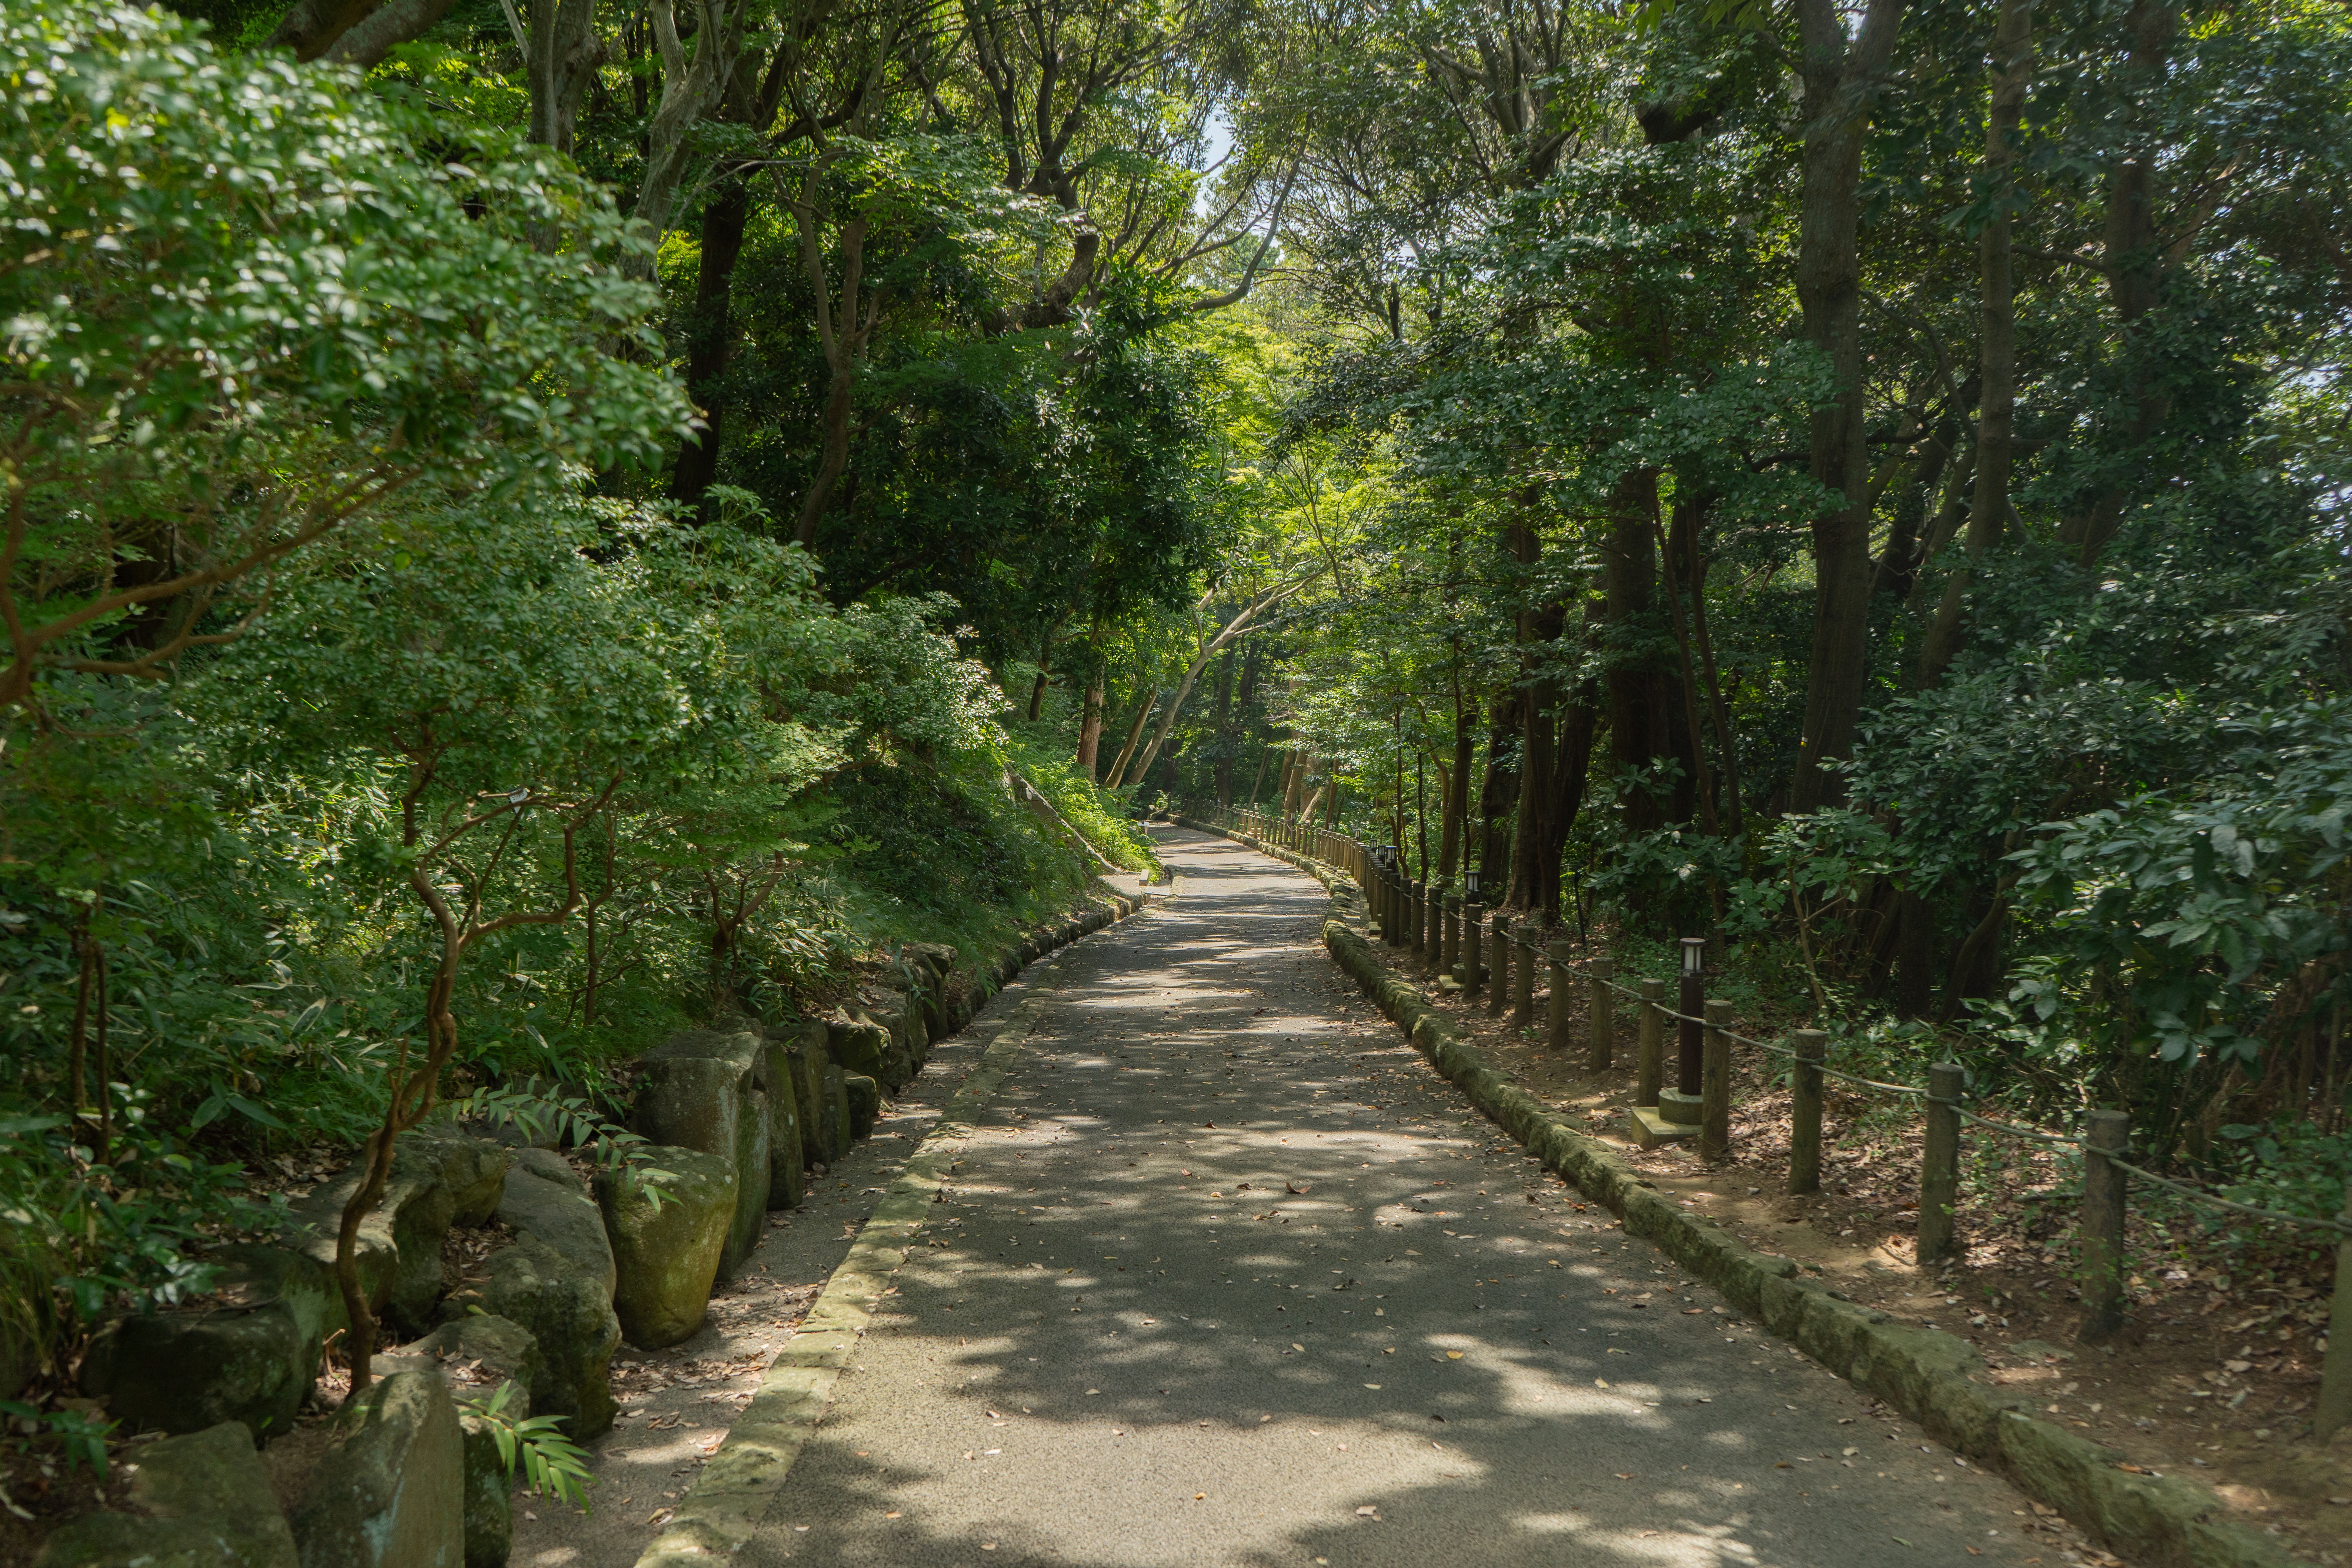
[1921, 0, 2033, 684]
[1438, 697, 1474, 881]
[1477, 690, 1520, 889]
[670, 177, 752, 511]
[2056, 0, 2176, 568]
[1789, 0, 1908, 813]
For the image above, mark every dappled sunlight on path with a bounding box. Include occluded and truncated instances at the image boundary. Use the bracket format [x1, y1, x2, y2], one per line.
[697, 829, 2045, 1568]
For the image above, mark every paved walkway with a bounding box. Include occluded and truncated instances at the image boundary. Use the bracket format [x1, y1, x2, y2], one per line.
[650, 828, 2038, 1568]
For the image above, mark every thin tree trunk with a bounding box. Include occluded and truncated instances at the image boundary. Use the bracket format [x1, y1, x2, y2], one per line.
[1025, 632, 1052, 723]
[671, 177, 752, 510]
[1076, 672, 1106, 779]
[1920, 0, 2033, 686]
[1211, 647, 1238, 805]
[1789, 0, 1909, 813]
[1439, 694, 1474, 882]
[2056, 0, 2176, 566]
[1477, 689, 1519, 888]
[1127, 571, 1323, 787]
[1105, 698, 1156, 790]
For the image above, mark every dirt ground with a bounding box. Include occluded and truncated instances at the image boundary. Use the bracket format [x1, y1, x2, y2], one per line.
[1350, 923, 2351, 1567]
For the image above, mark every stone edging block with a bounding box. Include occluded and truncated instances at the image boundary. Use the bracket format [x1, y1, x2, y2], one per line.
[1172, 816, 2305, 1568]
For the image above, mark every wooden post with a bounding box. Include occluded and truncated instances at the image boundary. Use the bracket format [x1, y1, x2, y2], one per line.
[1488, 919, 1512, 1017]
[1699, 998, 1733, 1160]
[1511, 925, 1535, 1027]
[1425, 883, 1444, 975]
[1636, 979, 1666, 1107]
[1788, 1031, 1826, 1196]
[1443, 893, 1462, 982]
[1546, 940, 1574, 1052]
[1586, 958, 1615, 1070]
[2313, 1183, 2352, 1440]
[1918, 1060, 1965, 1267]
[2078, 1107, 2129, 1343]
[1463, 905, 1484, 999]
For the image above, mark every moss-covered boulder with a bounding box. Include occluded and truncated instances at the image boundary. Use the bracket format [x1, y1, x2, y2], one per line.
[597, 1147, 734, 1350]
[36, 1420, 296, 1568]
[289, 1369, 462, 1568]
[445, 1151, 618, 1441]
[844, 1073, 880, 1141]
[81, 1242, 336, 1441]
[633, 1031, 773, 1278]
[278, 1125, 508, 1335]
[403, 1318, 540, 1568]
[753, 1034, 806, 1210]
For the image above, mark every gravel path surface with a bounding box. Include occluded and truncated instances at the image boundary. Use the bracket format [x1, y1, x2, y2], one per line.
[675, 827, 2045, 1568]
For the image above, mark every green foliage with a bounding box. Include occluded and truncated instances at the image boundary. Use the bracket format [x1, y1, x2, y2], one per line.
[0, 1397, 114, 1477]
[462, 1381, 594, 1512]
[0, 0, 690, 707]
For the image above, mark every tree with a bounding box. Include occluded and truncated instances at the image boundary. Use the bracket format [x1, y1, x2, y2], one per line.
[0, 0, 689, 715]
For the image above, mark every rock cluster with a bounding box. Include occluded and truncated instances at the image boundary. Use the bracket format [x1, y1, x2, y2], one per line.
[47, 893, 1137, 1568]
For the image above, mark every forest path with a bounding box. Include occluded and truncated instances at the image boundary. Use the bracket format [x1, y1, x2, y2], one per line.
[715, 828, 2057, 1568]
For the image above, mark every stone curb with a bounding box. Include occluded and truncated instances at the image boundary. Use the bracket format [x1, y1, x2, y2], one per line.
[630, 897, 1150, 1568]
[1178, 818, 2305, 1568]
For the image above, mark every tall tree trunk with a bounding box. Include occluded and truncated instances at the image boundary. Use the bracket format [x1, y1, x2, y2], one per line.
[1438, 696, 1474, 881]
[1211, 646, 1239, 806]
[1602, 468, 1679, 836]
[1477, 688, 1519, 889]
[1789, 0, 1909, 813]
[1076, 675, 1105, 780]
[1507, 514, 1568, 915]
[626, 0, 742, 280]
[2056, 0, 2176, 567]
[670, 177, 752, 510]
[1920, 0, 2033, 686]
[518, 0, 602, 153]
[1105, 697, 1155, 790]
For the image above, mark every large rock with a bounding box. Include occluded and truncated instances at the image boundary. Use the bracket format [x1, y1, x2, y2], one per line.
[779, 1023, 837, 1167]
[444, 1151, 618, 1441]
[844, 1073, 879, 1142]
[902, 943, 958, 1041]
[416, 1318, 539, 1568]
[82, 1243, 336, 1441]
[597, 1148, 734, 1350]
[633, 1031, 771, 1277]
[821, 1060, 852, 1162]
[290, 1369, 462, 1568]
[36, 1420, 297, 1568]
[825, 1012, 895, 1091]
[279, 1126, 509, 1334]
[753, 1034, 807, 1211]
[406, 1316, 544, 1404]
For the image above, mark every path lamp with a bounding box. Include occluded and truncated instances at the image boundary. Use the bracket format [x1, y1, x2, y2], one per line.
[1659, 936, 1709, 1128]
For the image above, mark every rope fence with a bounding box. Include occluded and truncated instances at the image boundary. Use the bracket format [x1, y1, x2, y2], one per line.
[1199, 803, 2352, 1437]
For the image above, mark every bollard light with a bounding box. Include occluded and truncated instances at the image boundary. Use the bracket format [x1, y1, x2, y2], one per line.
[1463, 867, 1481, 900]
[1681, 936, 1706, 977]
